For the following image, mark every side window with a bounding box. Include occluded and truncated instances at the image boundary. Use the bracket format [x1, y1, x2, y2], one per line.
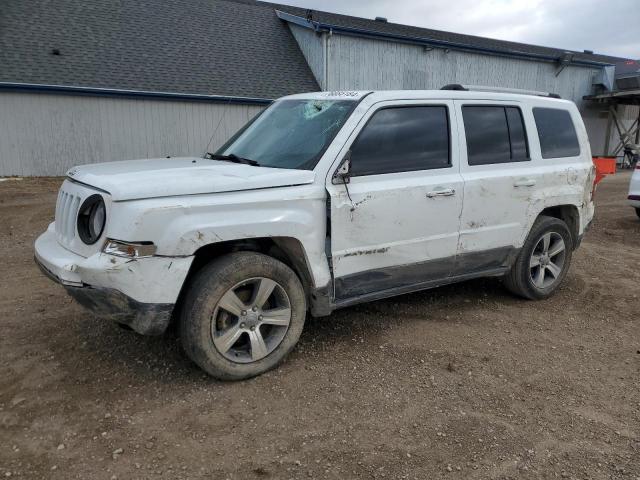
[532, 107, 580, 159]
[349, 106, 450, 177]
[462, 106, 529, 166]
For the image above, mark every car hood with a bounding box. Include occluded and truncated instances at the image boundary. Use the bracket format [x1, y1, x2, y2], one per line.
[66, 157, 316, 201]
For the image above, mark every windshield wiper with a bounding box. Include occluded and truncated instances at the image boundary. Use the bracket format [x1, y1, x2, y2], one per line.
[205, 153, 260, 166]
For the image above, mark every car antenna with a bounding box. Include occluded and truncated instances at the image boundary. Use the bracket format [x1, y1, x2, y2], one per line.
[202, 97, 233, 158]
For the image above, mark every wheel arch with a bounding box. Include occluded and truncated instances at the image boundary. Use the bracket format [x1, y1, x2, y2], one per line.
[176, 237, 316, 310]
[537, 204, 580, 249]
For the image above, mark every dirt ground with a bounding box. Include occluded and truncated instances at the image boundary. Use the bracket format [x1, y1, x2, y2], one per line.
[0, 172, 638, 480]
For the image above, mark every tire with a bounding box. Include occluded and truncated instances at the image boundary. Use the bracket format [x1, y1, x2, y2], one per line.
[180, 252, 306, 380]
[636, 208, 640, 220]
[503, 215, 573, 300]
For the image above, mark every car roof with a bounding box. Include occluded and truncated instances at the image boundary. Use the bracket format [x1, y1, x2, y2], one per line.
[281, 89, 575, 107]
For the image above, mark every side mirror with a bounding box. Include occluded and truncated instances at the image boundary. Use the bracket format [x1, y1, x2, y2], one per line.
[332, 151, 351, 185]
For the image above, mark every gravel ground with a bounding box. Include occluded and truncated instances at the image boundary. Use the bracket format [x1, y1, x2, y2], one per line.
[0, 172, 638, 480]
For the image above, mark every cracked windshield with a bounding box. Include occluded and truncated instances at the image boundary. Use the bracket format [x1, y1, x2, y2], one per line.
[217, 99, 356, 170]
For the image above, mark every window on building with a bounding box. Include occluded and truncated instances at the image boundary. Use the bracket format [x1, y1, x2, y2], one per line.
[349, 106, 450, 177]
[532, 107, 580, 158]
[462, 106, 529, 165]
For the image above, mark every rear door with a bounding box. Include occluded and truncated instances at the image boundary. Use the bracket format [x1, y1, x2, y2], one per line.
[453, 100, 539, 275]
[326, 100, 464, 301]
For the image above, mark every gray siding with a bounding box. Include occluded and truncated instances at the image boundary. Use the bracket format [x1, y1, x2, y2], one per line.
[289, 30, 638, 156]
[289, 24, 325, 89]
[0, 92, 264, 176]
[325, 34, 600, 107]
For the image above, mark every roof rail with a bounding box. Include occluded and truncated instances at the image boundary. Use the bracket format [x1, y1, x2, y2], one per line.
[441, 84, 467, 91]
[441, 84, 561, 99]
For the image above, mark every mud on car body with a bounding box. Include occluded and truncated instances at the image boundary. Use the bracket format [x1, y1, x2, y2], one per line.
[35, 88, 596, 380]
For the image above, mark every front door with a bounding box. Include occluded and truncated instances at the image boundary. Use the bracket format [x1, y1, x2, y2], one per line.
[326, 100, 464, 302]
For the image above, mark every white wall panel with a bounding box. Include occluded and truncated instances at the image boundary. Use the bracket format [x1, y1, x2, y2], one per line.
[289, 29, 638, 156]
[0, 92, 264, 176]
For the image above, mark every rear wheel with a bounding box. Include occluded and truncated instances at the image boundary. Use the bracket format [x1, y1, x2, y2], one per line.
[504, 216, 573, 300]
[636, 208, 640, 220]
[180, 252, 306, 380]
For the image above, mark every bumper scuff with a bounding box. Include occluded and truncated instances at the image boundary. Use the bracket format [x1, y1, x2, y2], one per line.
[35, 227, 193, 335]
[35, 255, 174, 335]
[65, 284, 173, 335]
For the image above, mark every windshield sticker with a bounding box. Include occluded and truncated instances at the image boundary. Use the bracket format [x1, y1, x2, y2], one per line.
[325, 91, 361, 97]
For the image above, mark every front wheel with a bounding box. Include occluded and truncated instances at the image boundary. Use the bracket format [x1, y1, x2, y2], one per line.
[503, 216, 573, 300]
[180, 252, 306, 380]
[636, 208, 640, 220]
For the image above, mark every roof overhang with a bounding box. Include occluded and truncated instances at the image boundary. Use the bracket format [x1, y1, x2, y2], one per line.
[584, 89, 640, 105]
[276, 10, 613, 69]
[0, 83, 273, 105]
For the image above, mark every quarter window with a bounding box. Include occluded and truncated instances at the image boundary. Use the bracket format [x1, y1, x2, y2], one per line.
[532, 108, 580, 159]
[349, 106, 450, 177]
[462, 106, 529, 165]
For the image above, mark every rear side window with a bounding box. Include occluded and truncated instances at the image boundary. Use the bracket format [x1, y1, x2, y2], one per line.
[462, 106, 529, 165]
[349, 106, 450, 177]
[533, 108, 580, 159]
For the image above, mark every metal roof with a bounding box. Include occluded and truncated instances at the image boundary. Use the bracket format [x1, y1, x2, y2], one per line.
[584, 89, 640, 105]
[271, 3, 631, 67]
[615, 60, 640, 76]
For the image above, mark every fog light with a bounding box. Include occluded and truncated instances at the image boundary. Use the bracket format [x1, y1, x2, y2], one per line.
[103, 239, 156, 258]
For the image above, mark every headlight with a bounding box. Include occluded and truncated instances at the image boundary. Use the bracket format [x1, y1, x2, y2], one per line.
[103, 239, 157, 258]
[77, 194, 106, 244]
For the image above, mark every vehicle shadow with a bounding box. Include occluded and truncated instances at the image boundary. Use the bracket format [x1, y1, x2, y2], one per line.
[57, 276, 516, 385]
[299, 275, 510, 343]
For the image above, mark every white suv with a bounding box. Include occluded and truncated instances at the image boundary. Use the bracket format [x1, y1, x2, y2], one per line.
[629, 163, 640, 218]
[35, 88, 596, 380]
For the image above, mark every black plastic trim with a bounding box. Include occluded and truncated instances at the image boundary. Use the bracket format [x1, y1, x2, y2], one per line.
[333, 246, 517, 303]
[35, 256, 173, 335]
[441, 84, 468, 91]
[65, 285, 173, 335]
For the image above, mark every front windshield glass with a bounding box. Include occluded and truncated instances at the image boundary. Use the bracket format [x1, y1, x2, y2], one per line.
[216, 99, 357, 170]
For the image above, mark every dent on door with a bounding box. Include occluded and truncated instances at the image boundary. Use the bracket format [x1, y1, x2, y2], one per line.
[327, 100, 463, 302]
[329, 172, 464, 301]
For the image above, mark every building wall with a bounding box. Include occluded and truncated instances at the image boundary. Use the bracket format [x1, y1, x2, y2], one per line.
[289, 26, 638, 156]
[289, 24, 325, 90]
[320, 34, 600, 107]
[0, 92, 264, 176]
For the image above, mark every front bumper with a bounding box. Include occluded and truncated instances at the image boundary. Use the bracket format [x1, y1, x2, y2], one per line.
[35, 224, 194, 335]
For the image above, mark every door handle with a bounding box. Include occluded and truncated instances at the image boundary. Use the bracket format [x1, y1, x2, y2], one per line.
[426, 188, 456, 198]
[514, 178, 536, 187]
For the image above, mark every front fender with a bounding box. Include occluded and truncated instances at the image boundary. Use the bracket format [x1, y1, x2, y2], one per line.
[107, 185, 331, 288]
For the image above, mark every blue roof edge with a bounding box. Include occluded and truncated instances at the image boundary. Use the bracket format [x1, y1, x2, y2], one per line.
[275, 10, 614, 69]
[0, 83, 274, 105]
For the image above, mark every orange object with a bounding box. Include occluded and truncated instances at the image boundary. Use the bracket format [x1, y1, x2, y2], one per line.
[592, 156, 616, 185]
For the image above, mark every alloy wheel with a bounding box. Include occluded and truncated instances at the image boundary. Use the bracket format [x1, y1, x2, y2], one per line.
[529, 232, 566, 289]
[211, 277, 292, 363]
